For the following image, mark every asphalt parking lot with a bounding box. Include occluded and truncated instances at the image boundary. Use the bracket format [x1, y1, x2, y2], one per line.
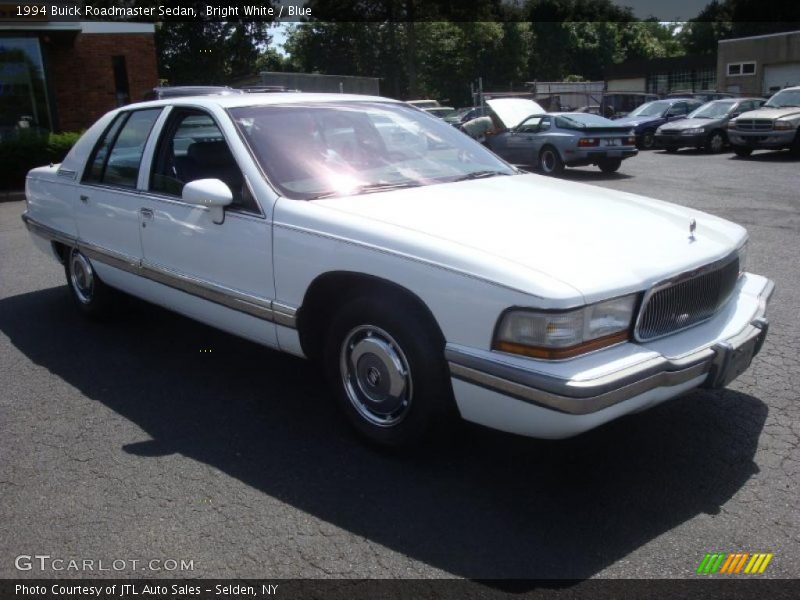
[1, 147, 798, 581]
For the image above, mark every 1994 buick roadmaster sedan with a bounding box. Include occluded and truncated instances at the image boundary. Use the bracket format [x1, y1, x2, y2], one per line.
[23, 93, 774, 447]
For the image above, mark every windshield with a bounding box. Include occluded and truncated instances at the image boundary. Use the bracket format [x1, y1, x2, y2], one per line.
[689, 101, 737, 119]
[230, 102, 516, 200]
[765, 89, 800, 108]
[629, 100, 671, 117]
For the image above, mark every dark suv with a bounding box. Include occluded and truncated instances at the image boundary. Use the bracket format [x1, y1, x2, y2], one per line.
[613, 98, 703, 149]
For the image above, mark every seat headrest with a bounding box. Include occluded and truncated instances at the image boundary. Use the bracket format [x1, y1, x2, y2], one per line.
[187, 141, 234, 167]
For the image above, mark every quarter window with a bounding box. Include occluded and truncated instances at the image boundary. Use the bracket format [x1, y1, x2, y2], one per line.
[83, 108, 161, 188]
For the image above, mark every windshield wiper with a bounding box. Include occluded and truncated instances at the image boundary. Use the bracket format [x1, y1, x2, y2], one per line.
[449, 170, 511, 182]
[308, 181, 422, 200]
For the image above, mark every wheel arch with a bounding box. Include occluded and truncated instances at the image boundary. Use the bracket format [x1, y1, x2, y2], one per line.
[296, 271, 445, 362]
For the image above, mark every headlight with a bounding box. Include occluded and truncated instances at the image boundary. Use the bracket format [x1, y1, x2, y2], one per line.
[682, 128, 704, 135]
[774, 120, 793, 130]
[727, 120, 738, 129]
[493, 294, 638, 359]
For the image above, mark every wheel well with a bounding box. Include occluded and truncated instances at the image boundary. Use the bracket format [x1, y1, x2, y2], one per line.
[296, 272, 444, 362]
[51, 241, 70, 265]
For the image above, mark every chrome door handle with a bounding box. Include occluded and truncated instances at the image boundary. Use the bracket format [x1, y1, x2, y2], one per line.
[140, 208, 154, 220]
[79, 195, 89, 203]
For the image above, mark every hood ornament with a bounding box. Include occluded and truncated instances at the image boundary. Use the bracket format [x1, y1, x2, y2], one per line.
[688, 218, 697, 241]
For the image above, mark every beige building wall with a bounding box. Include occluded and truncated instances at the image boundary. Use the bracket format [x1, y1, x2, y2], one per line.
[717, 31, 800, 96]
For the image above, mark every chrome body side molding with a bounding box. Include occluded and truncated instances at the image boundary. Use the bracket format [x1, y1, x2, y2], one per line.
[22, 213, 298, 327]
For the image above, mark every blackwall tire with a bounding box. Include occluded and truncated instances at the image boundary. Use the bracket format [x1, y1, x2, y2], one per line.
[323, 294, 452, 448]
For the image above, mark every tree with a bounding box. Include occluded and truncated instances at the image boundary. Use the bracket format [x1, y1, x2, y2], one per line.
[156, 21, 272, 85]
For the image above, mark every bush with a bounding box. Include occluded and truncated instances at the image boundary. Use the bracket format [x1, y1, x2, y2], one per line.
[0, 130, 83, 191]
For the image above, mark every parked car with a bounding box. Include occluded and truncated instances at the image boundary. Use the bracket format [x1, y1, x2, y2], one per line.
[142, 86, 244, 101]
[666, 91, 736, 103]
[614, 98, 704, 149]
[601, 92, 659, 119]
[443, 106, 489, 126]
[486, 106, 638, 174]
[423, 106, 455, 119]
[23, 93, 773, 447]
[655, 97, 766, 153]
[727, 86, 800, 157]
[406, 99, 440, 109]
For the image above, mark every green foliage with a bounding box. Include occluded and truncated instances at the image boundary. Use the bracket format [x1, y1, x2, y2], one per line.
[0, 131, 82, 191]
[155, 21, 272, 85]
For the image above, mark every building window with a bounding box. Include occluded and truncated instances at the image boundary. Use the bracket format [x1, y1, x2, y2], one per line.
[112, 55, 130, 106]
[0, 36, 52, 139]
[727, 62, 756, 77]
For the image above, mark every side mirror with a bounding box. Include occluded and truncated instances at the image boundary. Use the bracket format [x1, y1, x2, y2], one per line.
[182, 179, 233, 225]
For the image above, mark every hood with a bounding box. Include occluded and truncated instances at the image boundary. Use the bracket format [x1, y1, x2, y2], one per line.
[486, 98, 545, 129]
[736, 106, 800, 120]
[307, 174, 746, 304]
[660, 117, 719, 130]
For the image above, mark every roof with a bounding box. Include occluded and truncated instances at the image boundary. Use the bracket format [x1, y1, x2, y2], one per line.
[122, 92, 401, 111]
[719, 30, 800, 44]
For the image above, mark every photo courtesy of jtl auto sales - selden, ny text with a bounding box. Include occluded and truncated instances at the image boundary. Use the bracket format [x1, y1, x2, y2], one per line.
[1, 1, 799, 599]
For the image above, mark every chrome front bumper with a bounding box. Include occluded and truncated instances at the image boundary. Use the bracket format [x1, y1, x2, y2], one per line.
[446, 277, 774, 417]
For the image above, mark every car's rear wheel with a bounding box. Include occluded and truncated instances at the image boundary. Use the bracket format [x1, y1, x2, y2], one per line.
[538, 146, 564, 175]
[733, 146, 753, 157]
[65, 247, 114, 318]
[323, 294, 452, 448]
[639, 129, 656, 150]
[706, 131, 726, 154]
[597, 158, 622, 173]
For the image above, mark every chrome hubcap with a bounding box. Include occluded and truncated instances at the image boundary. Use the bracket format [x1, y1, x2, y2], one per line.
[69, 249, 94, 304]
[710, 134, 723, 152]
[340, 325, 412, 427]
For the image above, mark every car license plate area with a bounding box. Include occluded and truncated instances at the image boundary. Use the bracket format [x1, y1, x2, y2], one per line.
[601, 138, 622, 146]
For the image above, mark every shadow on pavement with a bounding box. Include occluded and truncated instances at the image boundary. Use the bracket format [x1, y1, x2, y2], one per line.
[0, 286, 768, 581]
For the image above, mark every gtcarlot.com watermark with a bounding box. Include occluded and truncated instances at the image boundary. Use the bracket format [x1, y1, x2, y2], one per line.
[15, 555, 195, 572]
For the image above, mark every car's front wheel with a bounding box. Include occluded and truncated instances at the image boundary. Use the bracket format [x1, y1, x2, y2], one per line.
[323, 294, 452, 448]
[65, 247, 114, 318]
[706, 131, 726, 154]
[733, 146, 753, 157]
[538, 146, 564, 175]
[597, 158, 622, 173]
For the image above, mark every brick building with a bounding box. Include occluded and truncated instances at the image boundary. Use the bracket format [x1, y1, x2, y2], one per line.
[0, 21, 158, 136]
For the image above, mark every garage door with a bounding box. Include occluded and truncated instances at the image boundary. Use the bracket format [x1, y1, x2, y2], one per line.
[764, 63, 800, 94]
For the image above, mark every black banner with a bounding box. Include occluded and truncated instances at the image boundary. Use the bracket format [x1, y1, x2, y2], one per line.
[2, 579, 800, 600]
[1, 0, 799, 23]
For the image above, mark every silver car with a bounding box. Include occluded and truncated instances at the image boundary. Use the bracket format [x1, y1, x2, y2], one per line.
[486, 109, 639, 175]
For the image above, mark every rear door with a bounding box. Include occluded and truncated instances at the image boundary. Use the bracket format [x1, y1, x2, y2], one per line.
[77, 107, 162, 266]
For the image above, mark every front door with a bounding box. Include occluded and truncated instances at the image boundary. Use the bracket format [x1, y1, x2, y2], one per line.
[137, 107, 278, 348]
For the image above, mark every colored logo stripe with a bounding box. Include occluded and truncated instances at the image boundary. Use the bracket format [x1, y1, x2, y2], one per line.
[697, 552, 773, 574]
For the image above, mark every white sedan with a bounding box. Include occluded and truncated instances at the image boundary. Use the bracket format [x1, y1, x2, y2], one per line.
[23, 93, 774, 447]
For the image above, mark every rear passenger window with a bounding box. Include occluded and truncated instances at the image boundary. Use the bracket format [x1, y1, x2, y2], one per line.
[84, 108, 161, 188]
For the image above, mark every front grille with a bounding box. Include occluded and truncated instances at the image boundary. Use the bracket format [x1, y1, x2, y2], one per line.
[635, 255, 740, 341]
[735, 119, 774, 131]
[659, 129, 679, 135]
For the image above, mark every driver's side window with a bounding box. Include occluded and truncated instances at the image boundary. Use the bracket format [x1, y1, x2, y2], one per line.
[518, 116, 542, 133]
[150, 109, 259, 214]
